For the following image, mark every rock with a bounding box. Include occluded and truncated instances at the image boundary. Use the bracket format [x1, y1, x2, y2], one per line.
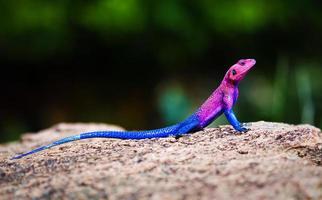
[0, 121, 321, 200]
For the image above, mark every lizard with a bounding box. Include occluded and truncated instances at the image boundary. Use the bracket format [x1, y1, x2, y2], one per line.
[11, 58, 256, 159]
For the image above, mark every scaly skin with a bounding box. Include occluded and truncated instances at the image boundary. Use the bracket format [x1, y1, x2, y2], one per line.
[12, 59, 256, 159]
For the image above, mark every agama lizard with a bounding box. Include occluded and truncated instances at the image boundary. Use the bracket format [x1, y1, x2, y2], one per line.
[12, 59, 256, 159]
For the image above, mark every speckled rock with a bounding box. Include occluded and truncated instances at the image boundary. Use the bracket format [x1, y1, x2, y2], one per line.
[0, 121, 321, 200]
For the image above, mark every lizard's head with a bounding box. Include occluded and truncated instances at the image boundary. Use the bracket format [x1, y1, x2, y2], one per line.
[225, 59, 256, 85]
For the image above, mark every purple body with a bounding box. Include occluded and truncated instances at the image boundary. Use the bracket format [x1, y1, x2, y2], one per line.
[196, 59, 256, 127]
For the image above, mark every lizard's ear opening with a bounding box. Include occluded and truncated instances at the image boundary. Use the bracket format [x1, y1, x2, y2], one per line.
[229, 69, 238, 81]
[227, 68, 238, 84]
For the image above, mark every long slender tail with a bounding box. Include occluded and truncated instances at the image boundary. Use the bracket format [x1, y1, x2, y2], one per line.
[11, 135, 81, 159]
[11, 116, 200, 159]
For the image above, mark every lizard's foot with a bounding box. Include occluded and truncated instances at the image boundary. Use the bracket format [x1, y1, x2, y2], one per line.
[235, 123, 250, 132]
[236, 127, 250, 132]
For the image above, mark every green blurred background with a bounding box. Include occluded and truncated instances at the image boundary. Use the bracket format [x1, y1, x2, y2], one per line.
[1, 0, 322, 142]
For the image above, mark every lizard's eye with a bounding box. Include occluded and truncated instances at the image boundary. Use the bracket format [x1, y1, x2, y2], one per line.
[239, 61, 245, 66]
[232, 69, 237, 76]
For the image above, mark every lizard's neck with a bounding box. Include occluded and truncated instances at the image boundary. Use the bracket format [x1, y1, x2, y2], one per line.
[221, 76, 238, 90]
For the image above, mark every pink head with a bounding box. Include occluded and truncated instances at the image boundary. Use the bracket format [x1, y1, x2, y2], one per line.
[224, 59, 256, 85]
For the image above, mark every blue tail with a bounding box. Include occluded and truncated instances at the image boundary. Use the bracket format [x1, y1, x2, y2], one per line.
[11, 115, 201, 159]
[11, 135, 81, 159]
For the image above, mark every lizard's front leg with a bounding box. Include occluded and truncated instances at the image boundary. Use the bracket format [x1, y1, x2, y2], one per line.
[224, 109, 249, 132]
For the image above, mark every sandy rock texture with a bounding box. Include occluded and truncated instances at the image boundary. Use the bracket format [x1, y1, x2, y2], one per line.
[0, 121, 322, 200]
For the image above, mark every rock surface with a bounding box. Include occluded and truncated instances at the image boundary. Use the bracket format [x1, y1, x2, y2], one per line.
[0, 121, 322, 200]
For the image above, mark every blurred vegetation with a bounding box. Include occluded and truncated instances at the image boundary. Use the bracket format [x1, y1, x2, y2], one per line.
[0, 0, 322, 142]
